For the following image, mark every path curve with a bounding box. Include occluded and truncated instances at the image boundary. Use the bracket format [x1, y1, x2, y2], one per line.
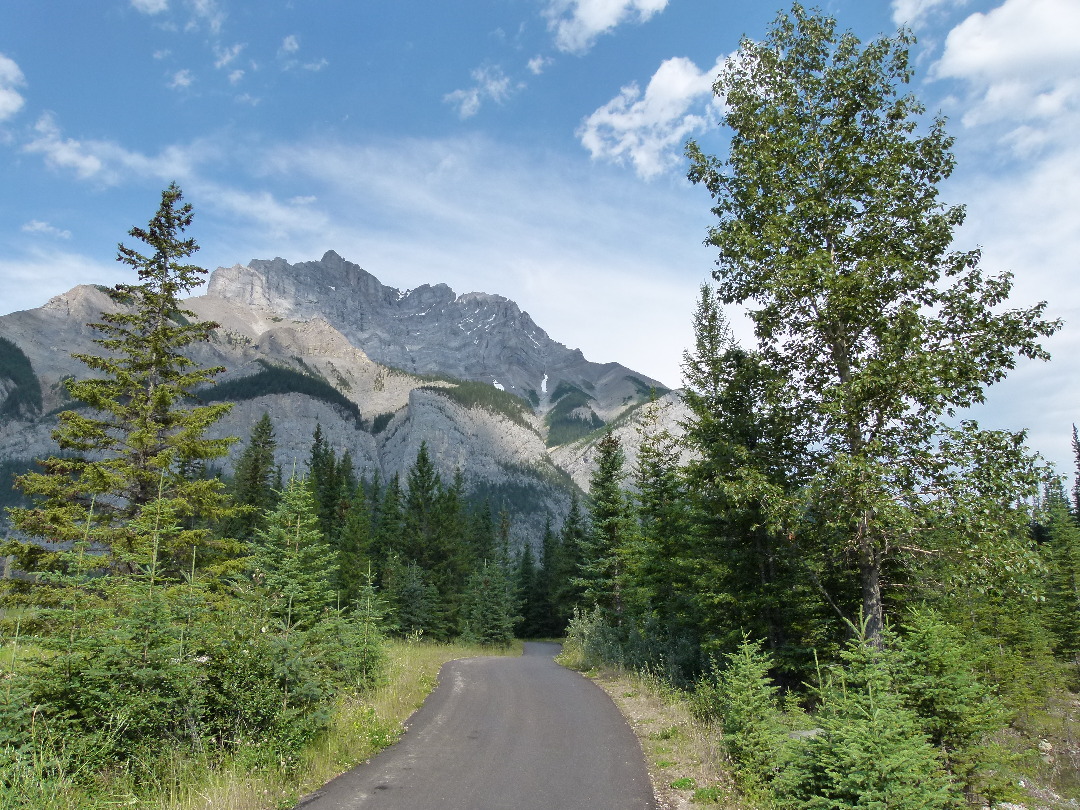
[294, 642, 655, 809]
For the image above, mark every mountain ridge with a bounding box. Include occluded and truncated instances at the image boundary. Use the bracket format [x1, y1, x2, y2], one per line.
[0, 252, 686, 540]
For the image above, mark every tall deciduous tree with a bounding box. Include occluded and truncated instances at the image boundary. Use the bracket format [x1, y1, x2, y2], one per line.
[686, 5, 1058, 640]
[7, 183, 235, 577]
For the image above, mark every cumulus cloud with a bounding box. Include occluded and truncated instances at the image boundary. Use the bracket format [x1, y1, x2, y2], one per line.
[544, 0, 669, 54]
[169, 69, 194, 89]
[131, 0, 169, 13]
[578, 55, 724, 179]
[0, 53, 26, 122]
[934, 0, 1080, 137]
[214, 43, 244, 70]
[444, 65, 520, 119]
[527, 55, 552, 75]
[890, 0, 966, 27]
[21, 220, 71, 239]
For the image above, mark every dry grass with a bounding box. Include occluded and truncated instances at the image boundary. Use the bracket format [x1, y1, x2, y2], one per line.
[584, 667, 742, 810]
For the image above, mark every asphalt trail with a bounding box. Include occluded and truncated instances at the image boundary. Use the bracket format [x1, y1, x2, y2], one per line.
[294, 642, 655, 809]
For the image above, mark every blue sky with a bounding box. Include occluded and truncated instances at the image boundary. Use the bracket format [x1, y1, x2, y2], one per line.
[1, 0, 1078, 472]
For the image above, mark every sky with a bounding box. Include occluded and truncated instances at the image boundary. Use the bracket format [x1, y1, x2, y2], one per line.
[0, 0, 1078, 473]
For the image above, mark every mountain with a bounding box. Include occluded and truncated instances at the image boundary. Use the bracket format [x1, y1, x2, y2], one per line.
[0, 252, 684, 541]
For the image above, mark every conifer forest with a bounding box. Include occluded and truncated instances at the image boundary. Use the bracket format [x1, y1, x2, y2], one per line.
[2, 5, 1079, 809]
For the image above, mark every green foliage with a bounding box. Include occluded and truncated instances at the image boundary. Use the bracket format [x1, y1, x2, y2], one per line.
[693, 637, 788, 786]
[0, 336, 43, 418]
[201, 360, 362, 426]
[777, 634, 958, 810]
[894, 610, 1011, 800]
[0, 458, 35, 516]
[224, 412, 278, 540]
[251, 477, 336, 633]
[460, 560, 519, 647]
[578, 432, 637, 623]
[1041, 485, 1080, 659]
[686, 2, 1058, 643]
[6, 184, 236, 580]
[419, 380, 534, 429]
[367, 410, 395, 434]
[383, 557, 442, 638]
[624, 374, 669, 401]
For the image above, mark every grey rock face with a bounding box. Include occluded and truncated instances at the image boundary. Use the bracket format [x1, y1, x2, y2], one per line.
[206, 251, 669, 421]
[0, 252, 680, 541]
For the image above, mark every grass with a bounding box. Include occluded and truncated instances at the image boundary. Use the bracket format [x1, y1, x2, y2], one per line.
[559, 659, 739, 810]
[156, 638, 521, 810]
[1, 638, 519, 810]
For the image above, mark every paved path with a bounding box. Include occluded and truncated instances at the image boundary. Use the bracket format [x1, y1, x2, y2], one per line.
[294, 642, 655, 809]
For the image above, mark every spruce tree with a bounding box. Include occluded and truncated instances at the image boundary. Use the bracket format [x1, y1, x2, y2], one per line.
[251, 477, 336, 634]
[1042, 485, 1080, 659]
[460, 560, 520, 647]
[578, 432, 636, 624]
[6, 183, 235, 578]
[227, 412, 277, 540]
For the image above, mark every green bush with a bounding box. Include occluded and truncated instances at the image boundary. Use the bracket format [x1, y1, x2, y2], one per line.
[776, 635, 958, 810]
[692, 637, 788, 786]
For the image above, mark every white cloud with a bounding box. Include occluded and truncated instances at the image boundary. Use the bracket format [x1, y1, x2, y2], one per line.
[444, 65, 520, 119]
[228, 69, 244, 84]
[0, 249, 118, 316]
[280, 35, 300, 55]
[544, 0, 669, 55]
[302, 58, 328, 72]
[21, 220, 71, 239]
[24, 114, 104, 179]
[186, 0, 224, 36]
[169, 69, 194, 89]
[0, 53, 26, 122]
[890, 0, 966, 27]
[131, 0, 169, 13]
[578, 55, 724, 179]
[934, 0, 1080, 136]
[527, 55, 552, 75]
[23, 113, 211, 184]
[214, 43, 244, 70]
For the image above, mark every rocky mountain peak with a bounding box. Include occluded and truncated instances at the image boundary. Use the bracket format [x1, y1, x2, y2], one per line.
[203, 253, 669, 425]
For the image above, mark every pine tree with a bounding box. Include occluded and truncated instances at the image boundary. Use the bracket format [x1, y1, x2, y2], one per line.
[307, 423, 339, 538]
[6, 184, 235, 578]
[227, 412, 277, 540]
[578, 432, 636, 624]
[251, 477, 336, 634]
[460, 560, 520, 647]
[1043, 484, 1080, 659]
[778, 632, 957, 810]
[550, 495, 588, 627]
[335, 483, 375, 610]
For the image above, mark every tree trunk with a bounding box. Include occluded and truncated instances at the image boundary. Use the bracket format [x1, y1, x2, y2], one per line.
[859, 538, 883, 645]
